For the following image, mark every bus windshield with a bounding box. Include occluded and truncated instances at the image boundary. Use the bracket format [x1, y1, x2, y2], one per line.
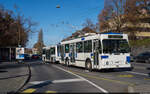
[50, 47, 55, 55]
[102, 39, 130, 54]
[42, 49, 46, 54]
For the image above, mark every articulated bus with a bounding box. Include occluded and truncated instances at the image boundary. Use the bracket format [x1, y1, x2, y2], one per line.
[42, 44, 61, 63]
[59, 32, 132, 71]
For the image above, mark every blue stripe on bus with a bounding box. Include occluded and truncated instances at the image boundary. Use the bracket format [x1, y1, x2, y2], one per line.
[103, 32, 121, 34]
[101, 56, 109, 59]
[76, 53, 77, 58]
[69, 53, 71, 57]
[81, 37, 85, 40]
[126, 56, 130, 63]
[64, 53, 66, 57]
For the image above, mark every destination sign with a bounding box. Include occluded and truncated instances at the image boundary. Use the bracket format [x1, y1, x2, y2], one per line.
[108, 35, 123, 38]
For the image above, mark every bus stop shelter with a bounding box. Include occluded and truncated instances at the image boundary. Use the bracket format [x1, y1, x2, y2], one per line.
[0, 47, 16, 62]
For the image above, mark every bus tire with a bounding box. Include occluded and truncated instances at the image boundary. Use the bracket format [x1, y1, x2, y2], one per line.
[86, 59, 92, 72]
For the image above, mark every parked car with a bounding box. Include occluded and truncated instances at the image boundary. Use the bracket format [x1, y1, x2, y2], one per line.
[24, 54, 30, 60]
[32, 54, 40, 60]
[134, 52, 150, 63]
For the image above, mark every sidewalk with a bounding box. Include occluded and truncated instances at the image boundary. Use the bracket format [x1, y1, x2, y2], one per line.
[0, 62, 29, 93]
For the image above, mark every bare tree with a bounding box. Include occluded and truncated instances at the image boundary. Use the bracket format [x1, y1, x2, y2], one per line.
[82, 18, 98, 32]
[99, 0, 150, 39]
[0, 4, 36, 47]
[33, 29, 45, 55]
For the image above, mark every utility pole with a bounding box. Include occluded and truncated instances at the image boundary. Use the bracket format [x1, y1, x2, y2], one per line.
[18, 20, 21, 48]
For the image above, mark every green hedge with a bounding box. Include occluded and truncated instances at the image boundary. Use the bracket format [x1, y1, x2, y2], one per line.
[129, 38, 150, 47]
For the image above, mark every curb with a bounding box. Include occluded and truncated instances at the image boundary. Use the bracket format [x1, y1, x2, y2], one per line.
[12, 64, 31, 94]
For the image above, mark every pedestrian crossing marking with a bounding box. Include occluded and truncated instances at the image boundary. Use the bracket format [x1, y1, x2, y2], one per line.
[22, 88, 36, 93]
[29, 78, 85, 85]
[69, 70, 135, 86]
[46, 91, 57, 93]
[118, 74, 133, 78]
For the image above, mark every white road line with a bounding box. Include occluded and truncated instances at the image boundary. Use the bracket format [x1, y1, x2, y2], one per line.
[53, 78, 84, 83]
[126, 71, 149, 76]
[53, 65, 108, 93]
[29, 78, 84, 85]
[30, 81, 47, 85]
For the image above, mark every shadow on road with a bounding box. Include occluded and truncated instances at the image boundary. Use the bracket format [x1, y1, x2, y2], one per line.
[0, 74, 28, 80]
[0, 60, 44, 70]
[0, 70, 8, 73]
[24, 81, 52, 90]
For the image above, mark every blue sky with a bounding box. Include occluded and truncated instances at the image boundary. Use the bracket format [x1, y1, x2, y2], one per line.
[0, 0, 104, 48]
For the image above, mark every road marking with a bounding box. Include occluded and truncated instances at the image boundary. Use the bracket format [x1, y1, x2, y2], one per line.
[29, 78, 85, 85]
[29, 80, 50, 85]
[53, 65, 108, 93]
[46, 91, 57, 93]
[126, 71, 149, 76]
[134, 66, 146, 69]
[22, 88, 36, 93]
[30, 81, 46, 85]
[53, 78, 84, 83]
[118, 75, 134, 78]
[71, 70, 135, 86]
[144, 78, 150, 80]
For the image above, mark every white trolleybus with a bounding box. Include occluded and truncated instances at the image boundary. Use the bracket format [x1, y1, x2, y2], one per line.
[42, 44, 61, 63]
[60, 32, 132, 71]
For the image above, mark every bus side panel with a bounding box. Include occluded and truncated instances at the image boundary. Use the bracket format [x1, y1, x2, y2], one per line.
[75, 53, 85, 67]
[84, 53, 93, 67]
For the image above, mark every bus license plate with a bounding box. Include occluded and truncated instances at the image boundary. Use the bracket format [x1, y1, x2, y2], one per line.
[116, 65, 119, 68]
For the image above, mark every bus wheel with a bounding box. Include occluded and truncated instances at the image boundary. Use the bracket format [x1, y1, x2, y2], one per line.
[86, 60, 92, 72]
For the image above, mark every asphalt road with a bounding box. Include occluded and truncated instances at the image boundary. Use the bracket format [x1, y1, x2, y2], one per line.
[20, 61, 150, 93]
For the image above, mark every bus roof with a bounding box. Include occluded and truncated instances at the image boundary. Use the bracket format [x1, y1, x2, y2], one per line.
[100, 32, 122, 35]
[61, 33, 128, 44]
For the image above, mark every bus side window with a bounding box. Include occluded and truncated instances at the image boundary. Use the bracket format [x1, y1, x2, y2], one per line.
[76, 42, 83, 53]
[84, 41, 88, 52]
[88, 40, 92, 52]
[84, 40, 92, 53]
[65, 44, 69, 53]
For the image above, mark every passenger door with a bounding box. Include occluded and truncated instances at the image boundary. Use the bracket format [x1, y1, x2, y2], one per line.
[60, 45, 64, 61]
[70, 44, 75, 63]
[93, 39, 99, 69]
